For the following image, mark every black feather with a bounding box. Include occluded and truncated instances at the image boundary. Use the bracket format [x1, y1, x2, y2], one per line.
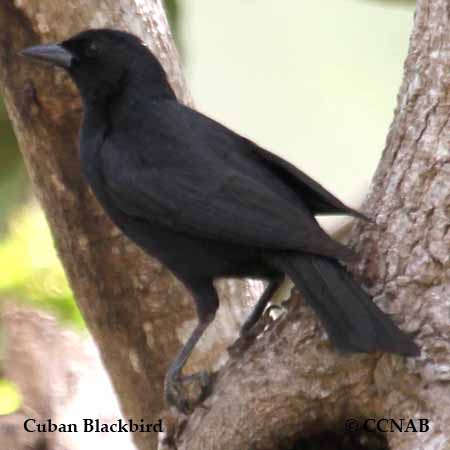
[272, 254, 419, 356]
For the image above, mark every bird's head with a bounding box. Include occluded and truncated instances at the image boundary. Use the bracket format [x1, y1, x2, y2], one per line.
[21, 28, 174, 103]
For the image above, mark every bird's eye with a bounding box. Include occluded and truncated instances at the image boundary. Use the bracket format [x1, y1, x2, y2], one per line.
[86, 42, 100, 58]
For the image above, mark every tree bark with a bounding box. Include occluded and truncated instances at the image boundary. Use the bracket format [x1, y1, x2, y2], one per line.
[0, 2, 259, 450]
[2, 0, 449, 450]
[161, 1, 450, 449]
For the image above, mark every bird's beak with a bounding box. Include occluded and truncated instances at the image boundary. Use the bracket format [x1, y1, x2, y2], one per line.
[20, 43, 73, 69]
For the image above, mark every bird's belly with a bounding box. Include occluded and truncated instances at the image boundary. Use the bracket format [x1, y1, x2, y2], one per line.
[118, 218, 274, 280]
[79, 149, 275, 281]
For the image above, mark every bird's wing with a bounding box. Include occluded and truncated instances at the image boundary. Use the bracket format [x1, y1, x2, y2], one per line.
[160, 101, 368, 219]
[100, 100, 352, 259]
[244, 145, 369, 220]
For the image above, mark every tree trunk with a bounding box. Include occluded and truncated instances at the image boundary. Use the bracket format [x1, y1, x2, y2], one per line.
[0, 2, 259, 450]
[2, 0, 449, 450]
[161, 1, 450, 449]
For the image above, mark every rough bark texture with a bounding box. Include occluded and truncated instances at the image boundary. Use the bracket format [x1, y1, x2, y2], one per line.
[0, 2, 258, 450]
[2, 0, 450, 449]
[161, 1, 450, 449]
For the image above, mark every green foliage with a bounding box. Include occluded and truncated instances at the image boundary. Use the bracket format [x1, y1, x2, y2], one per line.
[0, 101, 29, 233]
[0, 379, 22, 415]
[0, 205, 84, 329]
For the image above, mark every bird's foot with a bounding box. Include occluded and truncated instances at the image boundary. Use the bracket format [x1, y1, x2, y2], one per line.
[164, 371, 214, 414]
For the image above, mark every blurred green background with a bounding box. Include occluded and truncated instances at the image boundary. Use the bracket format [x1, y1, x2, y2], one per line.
[0, 0, 414, 413]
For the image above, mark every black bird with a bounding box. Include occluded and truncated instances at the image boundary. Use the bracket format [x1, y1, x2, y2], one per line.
[21, 29, 419, 411]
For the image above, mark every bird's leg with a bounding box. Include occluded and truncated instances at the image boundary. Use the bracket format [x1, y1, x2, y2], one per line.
[164, 283, 218, 413]
[164, 321, 213, 412]
[240, 276, 284, 337]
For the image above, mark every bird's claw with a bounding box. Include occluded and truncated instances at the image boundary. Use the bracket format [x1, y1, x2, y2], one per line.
[164, 371, 213, 414]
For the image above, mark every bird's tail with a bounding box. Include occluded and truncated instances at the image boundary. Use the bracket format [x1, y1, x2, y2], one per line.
[271, 254, 419, 356]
